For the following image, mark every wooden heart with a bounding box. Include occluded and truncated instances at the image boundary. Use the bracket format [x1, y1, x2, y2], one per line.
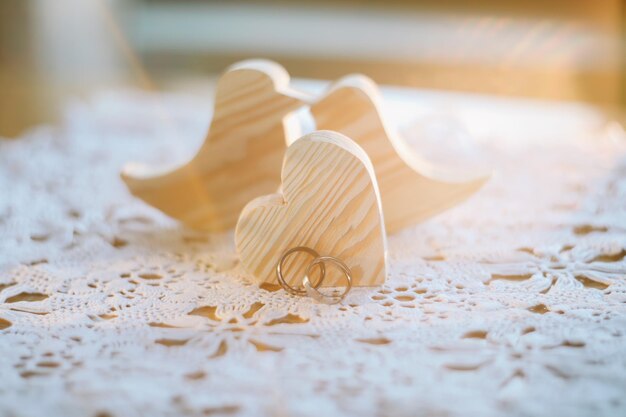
[310, 75, 490, 233]
[235, 130, 387, 287]
[121, 60, 311, 231]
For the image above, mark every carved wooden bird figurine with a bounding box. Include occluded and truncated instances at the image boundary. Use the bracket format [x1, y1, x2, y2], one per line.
[121, 60, 310, 231]
[309, 75, 490, 233]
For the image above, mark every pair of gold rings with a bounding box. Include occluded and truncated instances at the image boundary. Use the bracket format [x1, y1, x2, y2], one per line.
[275, 246, 353, 304]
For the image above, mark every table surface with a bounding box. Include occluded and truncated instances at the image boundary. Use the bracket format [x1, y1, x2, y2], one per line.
[1, 82, 625, 417]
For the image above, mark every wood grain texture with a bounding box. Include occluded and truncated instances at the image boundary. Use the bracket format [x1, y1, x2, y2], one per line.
[121, 60, 311, 231]
[309, 75, 490, 233]
[235, 130, 387, 287]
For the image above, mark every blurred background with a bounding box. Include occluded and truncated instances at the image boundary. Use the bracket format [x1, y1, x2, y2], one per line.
[1, 0, 624, 138]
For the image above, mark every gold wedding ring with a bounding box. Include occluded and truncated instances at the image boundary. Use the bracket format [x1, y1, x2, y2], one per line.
[276, 246, 324, 296]
[275, 246, 353, 304]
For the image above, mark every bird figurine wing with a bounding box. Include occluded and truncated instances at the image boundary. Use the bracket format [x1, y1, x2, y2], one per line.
[121, 60, 311, 231]
[309, 75, 490, 233]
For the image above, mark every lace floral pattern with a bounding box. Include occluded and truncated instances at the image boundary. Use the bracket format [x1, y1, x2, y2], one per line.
[1, 89, 625, 417]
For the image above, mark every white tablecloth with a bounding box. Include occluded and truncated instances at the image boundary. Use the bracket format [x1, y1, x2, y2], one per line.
[1, 83, 625, 417]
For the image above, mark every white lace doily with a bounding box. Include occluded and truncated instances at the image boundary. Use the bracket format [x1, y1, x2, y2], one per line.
[1, 84, 625, 417]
